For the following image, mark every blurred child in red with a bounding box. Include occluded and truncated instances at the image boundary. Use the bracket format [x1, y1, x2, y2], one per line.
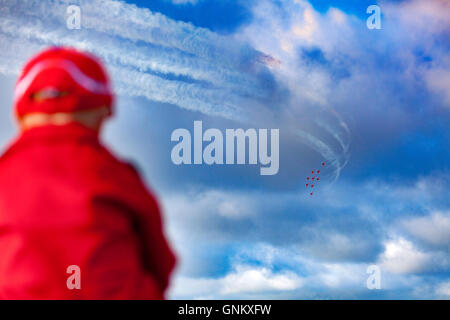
[0, 47, 176, 299]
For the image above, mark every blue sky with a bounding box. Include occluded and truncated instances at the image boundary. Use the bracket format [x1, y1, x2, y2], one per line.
[0, 0, 449, 299]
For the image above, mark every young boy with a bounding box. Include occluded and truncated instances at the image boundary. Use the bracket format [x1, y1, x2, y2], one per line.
[0, 47, 176, 299]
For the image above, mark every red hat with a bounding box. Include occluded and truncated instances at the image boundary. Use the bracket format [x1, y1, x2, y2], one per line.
[14, 47, 114, 119]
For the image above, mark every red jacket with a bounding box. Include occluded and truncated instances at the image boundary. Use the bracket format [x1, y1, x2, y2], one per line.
[0, 123, 176, 299]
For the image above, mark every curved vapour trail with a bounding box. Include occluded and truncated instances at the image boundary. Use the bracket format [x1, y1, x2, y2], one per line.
[313, 109, 351, 182]
[0, 0, 350, 181]
[296, 120, 350, 184]
[307, 114, 350, 183]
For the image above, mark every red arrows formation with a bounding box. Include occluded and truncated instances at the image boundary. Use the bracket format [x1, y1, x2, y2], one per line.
[306, 162, 325, 196]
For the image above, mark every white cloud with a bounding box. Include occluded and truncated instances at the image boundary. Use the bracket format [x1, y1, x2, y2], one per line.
[221, 265, 304, 294]
[316, 263, 366, 288]
[435, 281, 450, 297]
[425, 67, 450, 108]
[163, 190, 256, 220]
[379, 237, 432, 274]
[217, 201, 246, 219]
[167, 276, 218, 299]
[169, 264, 304, 299]
[401, 212, 450, 247]
[168, 238, 448, 299]
[383, 0, 450, 109]
[298, 227, 380, 262]
[383, 0, 450, 36]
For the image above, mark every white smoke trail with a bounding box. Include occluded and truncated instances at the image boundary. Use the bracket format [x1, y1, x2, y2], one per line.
[0, 0, 351, 181]
[0, 0, 268, 119]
